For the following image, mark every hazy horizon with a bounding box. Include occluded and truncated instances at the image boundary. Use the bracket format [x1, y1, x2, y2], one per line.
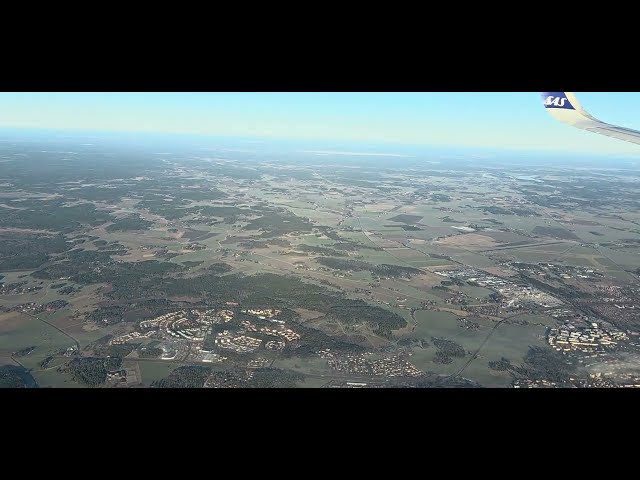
[2, 126, 640, 170]
[2, 92, 640, 156]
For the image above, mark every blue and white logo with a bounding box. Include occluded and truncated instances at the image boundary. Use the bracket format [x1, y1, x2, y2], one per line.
[540, 92, 575, 110]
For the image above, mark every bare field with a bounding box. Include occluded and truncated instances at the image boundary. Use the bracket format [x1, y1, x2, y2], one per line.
[434, 233, 500, 249]
[293, 308, 325, 321]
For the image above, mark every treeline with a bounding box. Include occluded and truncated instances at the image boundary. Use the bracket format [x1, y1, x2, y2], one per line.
[139, 200, 266, 223]
[152, 366, 211, 388]
[307, 227, 384, 252]
[89, 298, 187, 325]
[519, 273, 591, 300]
[153, 367, 304, 388]
[88, 305, 129, 325]
[488, 357, 511, 371]
[239, 368, 304, 388]
[294, 244, 347, 257]
[181, 261, 204, 268]
[44, 300, 68, 310]
[432, 338, 465, 364]
[105, 214, 153, 232]
[316, 257, 422, 278]
[432, 338, 465, 357]
[0, 233, 71, 271]
[13, 346, 36, 357]
[0, 365, 38, 388]
[32, 249, 118, 282]
[138, 347, 163, 358]
[243, 211, 314, 237]
[238, 240, 270, 249]
[146, 272, 405, 339]
[512, 346, 575, 383]
[34, 250, 183, 300]
[314, 226, 346, 242]
[66, 357, 123, 387]
[207, 262, 233, 274]
[326, 304, 407, 338]
[283, 322, 366, 357]
[35, 250, 409, 340]
[0, 201, 112, 232]
[484, 346, 576, 384]
[477, 205, 512, 216]
[388, 214, 423, 224]
[532, 226, 580, 241]
[93, 343, 134, 358]
[159, 273, 408, 338]
[58, 286, 77, 295]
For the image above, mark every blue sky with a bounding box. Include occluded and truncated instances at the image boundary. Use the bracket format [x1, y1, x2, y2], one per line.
[1, 92, 639, 155]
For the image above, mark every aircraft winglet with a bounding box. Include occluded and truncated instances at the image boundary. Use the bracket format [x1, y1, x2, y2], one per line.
[540, 92, 640, 146]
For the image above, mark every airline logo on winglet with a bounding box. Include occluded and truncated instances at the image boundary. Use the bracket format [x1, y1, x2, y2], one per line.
[541, 92, 575, 110]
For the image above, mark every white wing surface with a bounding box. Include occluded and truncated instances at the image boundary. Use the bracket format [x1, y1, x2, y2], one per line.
[540, 92, 640, 145]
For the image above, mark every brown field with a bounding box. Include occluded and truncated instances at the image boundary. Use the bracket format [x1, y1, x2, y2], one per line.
[114, 249, 160, 262]
[480, 230, 536, 244]
[482, 266, 517, 277]
[44, 311, 84, 331]
[0, 227, 57, 234]
[558, 218, 602, 226]
[0, 311, 27, 334]
[434, 233, 500, 249]
[293, 308, 325, 321]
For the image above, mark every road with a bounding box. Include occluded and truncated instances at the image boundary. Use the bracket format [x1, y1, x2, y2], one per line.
[446, 319, 505, 382]
[18, 311, 80, 351]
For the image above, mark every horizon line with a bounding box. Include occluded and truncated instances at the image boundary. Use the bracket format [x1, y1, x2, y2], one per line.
[1, 125, 640, 159]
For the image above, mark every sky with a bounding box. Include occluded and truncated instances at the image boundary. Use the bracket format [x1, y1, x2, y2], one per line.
[1, 92, 640, 155]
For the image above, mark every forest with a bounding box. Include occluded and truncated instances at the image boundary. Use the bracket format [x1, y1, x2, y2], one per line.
[65, 357, 123, 387]
[0, 365, 38, 388]
[0, 201, 112, 232]
[0, 232, 73, 270]
[105, 214, 153, 232]
[316, 257, 422, 278]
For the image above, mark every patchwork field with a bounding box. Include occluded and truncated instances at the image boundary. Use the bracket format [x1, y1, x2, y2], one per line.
[3, 135, 640, 388]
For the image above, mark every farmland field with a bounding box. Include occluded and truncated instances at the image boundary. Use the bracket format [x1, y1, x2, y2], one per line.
[3, 131, 640, 388]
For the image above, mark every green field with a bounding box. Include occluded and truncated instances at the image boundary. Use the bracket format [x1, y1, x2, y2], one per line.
[271, 356, 333, 376]
[32, 367, 83, 388]
[139, 361, 179, 386]
[459, 285, 496, 299]
[509, 313, 558, 328]
[296, 375, 330, 388]
[0, 314, 75, 355]
[3, 139, 640, 388]
[409, 310, 492, 344]
[169, 249, 218, 264]
[504, 250, 568, 263]
[66, 326, 119, 348]
[482, 322, 548, 363]
[402, 311, 524, 380]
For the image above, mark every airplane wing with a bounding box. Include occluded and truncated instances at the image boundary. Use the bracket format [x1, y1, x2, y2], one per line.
[540, 92, 640, 146]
